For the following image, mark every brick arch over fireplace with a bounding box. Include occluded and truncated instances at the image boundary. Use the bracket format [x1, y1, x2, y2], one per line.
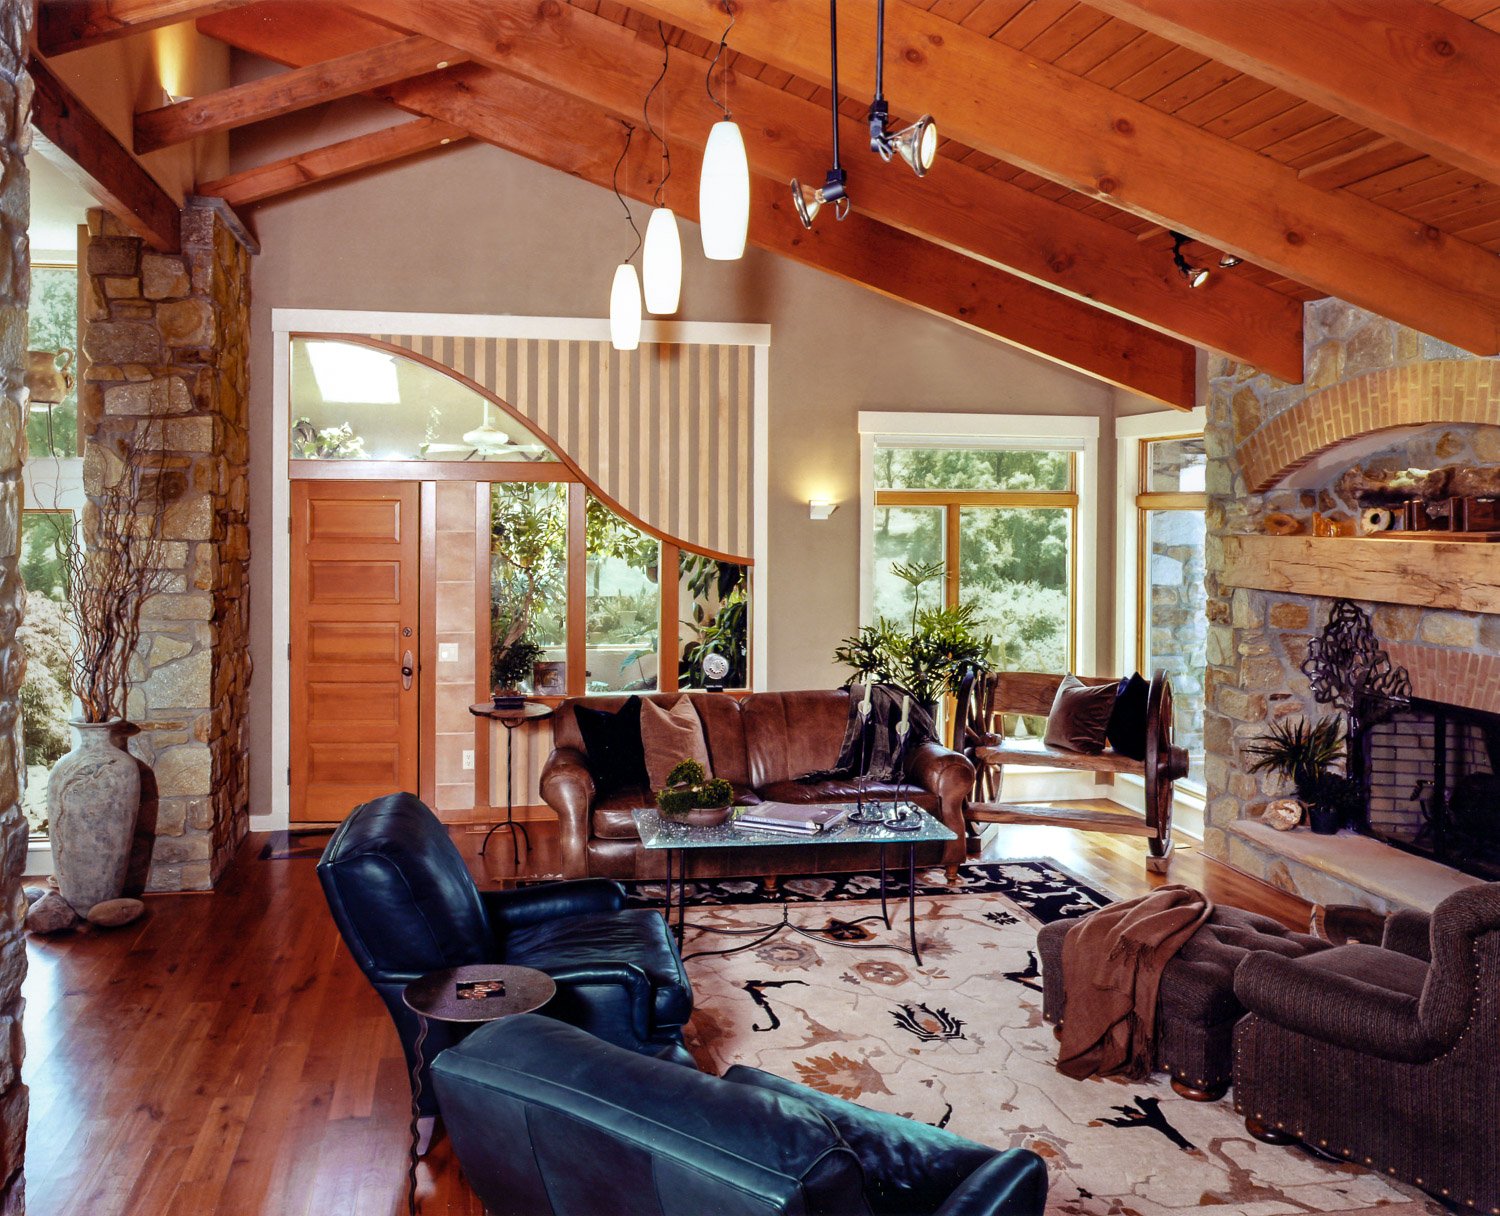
[1238, 360, 1500, 492]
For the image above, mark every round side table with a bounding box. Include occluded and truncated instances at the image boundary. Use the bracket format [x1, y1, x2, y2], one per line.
[469, 701, 554, 865]
[401, 964, 555, 1213]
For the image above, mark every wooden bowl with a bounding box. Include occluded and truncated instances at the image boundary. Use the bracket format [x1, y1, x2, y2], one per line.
[672, 805, 732, 828]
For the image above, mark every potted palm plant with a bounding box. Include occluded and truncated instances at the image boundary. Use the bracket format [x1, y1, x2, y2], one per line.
[1244, 715, 1351, 834]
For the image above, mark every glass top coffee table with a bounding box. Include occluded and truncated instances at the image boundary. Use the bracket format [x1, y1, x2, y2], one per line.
[633, 803, 956, 966]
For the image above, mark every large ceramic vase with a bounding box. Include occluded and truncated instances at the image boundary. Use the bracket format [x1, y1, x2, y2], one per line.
[48, 719, 141, 914]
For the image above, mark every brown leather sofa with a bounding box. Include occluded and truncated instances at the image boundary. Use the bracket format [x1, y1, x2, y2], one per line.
[540, 690, 975, 880]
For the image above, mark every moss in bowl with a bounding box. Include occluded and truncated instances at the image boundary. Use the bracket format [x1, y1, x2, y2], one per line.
[656, 761, 734, 827]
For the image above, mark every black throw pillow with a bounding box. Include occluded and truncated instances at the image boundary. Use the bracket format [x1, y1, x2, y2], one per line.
[1043, 674, 1116, 755]
[574, 696, 649, 796]
[1107, 672, 1150, 761]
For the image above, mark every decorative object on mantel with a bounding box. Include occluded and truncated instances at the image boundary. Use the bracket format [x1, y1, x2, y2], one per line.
[1263, 511, 1301, 535]
[1261, 798, 1303, 831]
[698, 0, 749, 261]
[1312, 511, 1356, 537]
[35, 425, 171, 933]
[640, 21, 681, 316]
[791, 0, 851, 228]
[608, 124, 643, 352]
[655, 759, 734, 827]
[1358, 506, 1394, 534]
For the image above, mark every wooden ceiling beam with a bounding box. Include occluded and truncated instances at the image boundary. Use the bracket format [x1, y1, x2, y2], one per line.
[196, 8, 1196, 405]
[29, 55, 180, 251]
[610, 0, 1500, 356]
[135, 34, 464, 153]
[195, 116, 467, 206]
[337, 0, 1303, 380]
[1087, 0, 1500, 187]
[39, 0, 250, 55]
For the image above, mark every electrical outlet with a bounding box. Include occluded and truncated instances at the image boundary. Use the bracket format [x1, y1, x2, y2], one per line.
[461, 750, 475, 771]
[438, 642, 459, 663]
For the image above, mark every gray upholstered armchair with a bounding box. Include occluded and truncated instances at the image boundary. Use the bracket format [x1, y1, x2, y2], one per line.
[1232, 882, 1500, 1213]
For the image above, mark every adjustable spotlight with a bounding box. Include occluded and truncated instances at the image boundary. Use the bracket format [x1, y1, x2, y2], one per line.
[1217, 252, 1243, 269]
[1170, 231, 1210, 288]
[792, 168, 849, 229]
[790, 0, 852, 228]
[867, 1, 939, 178]
[885, 114, 938, 176]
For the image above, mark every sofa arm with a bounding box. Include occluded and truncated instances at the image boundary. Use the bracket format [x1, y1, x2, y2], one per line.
[1234, 949, 1439, 1063]
[1383, 908, 1433, 962]
[539, 960, 655, 1048]
[935, 1151, 1049, 1216]
[905, 739, 976, 804]
[481, 878, 626, 933]
[540, 745, 595, 878]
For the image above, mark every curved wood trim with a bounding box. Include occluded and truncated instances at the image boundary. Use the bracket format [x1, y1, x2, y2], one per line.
[1238, 360, 1500, 492]
[289, 332, 753, 566]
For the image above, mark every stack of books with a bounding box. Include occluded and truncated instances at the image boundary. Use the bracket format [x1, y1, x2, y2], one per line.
[735, 804, 849, 835]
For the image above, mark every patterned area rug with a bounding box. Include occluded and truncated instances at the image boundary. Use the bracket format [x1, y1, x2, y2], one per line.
[680, 862, 1444, 1216]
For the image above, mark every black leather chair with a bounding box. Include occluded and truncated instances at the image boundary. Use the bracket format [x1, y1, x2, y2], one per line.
[432, 1014, 1049, 1216]
[317, 792, 692, 1116]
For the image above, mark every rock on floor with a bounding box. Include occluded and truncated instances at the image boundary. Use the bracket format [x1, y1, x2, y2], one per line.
[86, 898, 145, 928]
[25, 891, 78, 935]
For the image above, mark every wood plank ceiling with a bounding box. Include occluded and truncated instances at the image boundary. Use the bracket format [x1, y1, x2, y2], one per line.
[36, 0, 1500, 408]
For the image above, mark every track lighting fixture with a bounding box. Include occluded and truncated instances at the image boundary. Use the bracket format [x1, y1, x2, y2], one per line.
[699, 2, 750, 260]
[867, 0, 938, 177]
[791, 0, 851, 229]
[1170, 231, 1210, 289]
[1217, 252, 1242, 269]
[609, 125, 643, 351]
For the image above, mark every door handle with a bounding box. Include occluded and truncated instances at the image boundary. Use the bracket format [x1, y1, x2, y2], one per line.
[401, 650, 414, 691]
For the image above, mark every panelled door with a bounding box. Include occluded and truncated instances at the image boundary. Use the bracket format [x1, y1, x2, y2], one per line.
[290, 482, 420, 823]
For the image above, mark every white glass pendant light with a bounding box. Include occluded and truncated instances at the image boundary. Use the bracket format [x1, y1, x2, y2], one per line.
[610, 262, 642, 351]
[700, 120, 749, 260]
[642, 207, 682, 314]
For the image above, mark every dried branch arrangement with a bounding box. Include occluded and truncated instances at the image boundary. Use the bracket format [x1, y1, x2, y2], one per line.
[53, 421, 174, 723]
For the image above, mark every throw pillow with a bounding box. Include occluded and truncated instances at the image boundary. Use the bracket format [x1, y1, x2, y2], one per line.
[1107, 672, 1150, 761]
[640, 696, 713, 791]
[1043, 674, 1115, 755]
[574, 696, 649, 795]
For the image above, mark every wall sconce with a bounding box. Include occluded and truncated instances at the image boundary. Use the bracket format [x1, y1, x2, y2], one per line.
[808, 500, 838, 520]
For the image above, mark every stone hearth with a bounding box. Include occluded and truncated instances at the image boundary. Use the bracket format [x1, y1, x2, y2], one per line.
[1203, 300, 1497, 912]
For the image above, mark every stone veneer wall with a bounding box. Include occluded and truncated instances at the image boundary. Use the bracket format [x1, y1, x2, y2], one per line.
[1204, 299, 1500, 908]
[0, 5, 30, 1206]
[80, 202, 252, 891]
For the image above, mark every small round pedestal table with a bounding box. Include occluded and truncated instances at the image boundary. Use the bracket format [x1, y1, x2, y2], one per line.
[468, 701, 554, 864]
[401, 963, 556, 1213]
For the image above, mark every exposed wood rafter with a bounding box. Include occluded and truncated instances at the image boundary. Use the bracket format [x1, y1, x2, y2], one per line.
[614, 0, 1500, 356]
[197, 117, 467, 207]
[1089, 0, 1500, 187]
[196, 9, 1197, 405]
[135, 34, 465, 153]
[39, 0, 250, 55]
[29, 55, 181, 251]
[341, 0, 1302, 380]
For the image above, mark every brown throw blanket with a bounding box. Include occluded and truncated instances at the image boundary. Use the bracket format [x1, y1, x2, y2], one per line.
[1056, 884, 1212, 1081]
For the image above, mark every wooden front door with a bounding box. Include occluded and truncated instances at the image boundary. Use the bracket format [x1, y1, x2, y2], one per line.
[291, 481, 420, 823]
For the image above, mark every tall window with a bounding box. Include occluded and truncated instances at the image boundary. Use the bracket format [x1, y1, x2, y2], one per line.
[1136, 435, 1207, 787]
[872, 445, 1077, 672]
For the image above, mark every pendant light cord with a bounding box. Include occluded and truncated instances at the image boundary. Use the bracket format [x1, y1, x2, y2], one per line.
[874, 0, 884, 103]
[706, 0, 734, 119]
[612, 123, 642, 261]
[829, 0, 842, 170]
[644, 21, 672, 207]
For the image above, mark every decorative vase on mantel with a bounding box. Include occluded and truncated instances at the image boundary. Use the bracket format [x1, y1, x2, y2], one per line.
[48, 719, 141, 914]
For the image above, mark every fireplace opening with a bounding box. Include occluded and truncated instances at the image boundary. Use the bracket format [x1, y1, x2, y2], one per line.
[1364, 698, 1500, 881]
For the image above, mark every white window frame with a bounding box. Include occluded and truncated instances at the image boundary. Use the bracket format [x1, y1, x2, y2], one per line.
[857, 411, 1100, 677]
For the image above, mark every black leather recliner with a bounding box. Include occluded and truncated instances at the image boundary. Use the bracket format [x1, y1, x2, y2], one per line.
[432, 1014, 1049, 1216]
[317, 792, 693, 1115]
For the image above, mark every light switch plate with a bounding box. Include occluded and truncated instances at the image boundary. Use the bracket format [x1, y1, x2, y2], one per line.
[438, 643, 459, 663]
[461, 750, 475, 771]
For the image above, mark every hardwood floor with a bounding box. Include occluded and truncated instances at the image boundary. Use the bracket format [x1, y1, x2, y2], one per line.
[21, 816, 1309, 1215]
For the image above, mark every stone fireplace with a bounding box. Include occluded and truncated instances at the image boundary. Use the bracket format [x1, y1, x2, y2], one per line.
[1203, 300, 1499, 911]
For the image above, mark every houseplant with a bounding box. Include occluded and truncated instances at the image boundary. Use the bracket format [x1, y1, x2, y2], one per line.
[1243, 715, 1349, 834]
[833, 561, 992, 712]
[47, 426, 169, 915]
[655, 760, 734, 827]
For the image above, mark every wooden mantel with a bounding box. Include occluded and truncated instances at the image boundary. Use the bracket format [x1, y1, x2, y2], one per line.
[1220, 533, 1500, 615]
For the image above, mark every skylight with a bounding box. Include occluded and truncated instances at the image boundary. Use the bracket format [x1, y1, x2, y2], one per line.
[306, 341, 401, 405]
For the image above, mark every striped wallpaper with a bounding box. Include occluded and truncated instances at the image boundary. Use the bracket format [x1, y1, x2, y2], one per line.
[377, 334, 755, 561]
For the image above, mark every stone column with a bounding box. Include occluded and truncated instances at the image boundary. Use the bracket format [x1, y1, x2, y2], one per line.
[79, 201, 253, 892]
[0, 4, 31, 1208]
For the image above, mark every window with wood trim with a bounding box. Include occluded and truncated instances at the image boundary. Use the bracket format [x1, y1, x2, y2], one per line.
[1136, 435, 1207, 787]
[872, 445, 1077, 673]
